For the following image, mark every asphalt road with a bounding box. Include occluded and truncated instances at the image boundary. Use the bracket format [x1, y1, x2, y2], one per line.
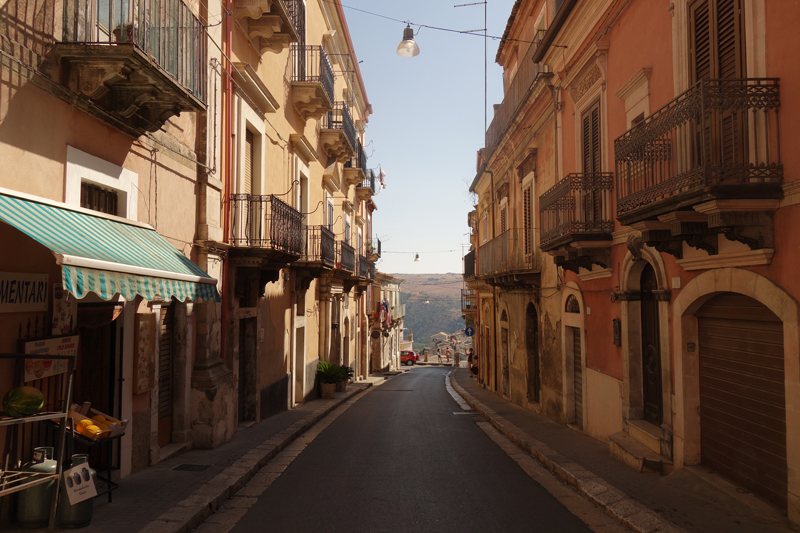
[226, 368, 594, 533]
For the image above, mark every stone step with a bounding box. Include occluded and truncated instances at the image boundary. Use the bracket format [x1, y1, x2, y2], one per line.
[609, 431, 673, 475]
[628, 419, 662, 455]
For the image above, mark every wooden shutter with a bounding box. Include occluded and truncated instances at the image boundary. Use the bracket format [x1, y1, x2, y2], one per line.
[244, 129, 254, 195]
[690, 0, 743, 83]
[500, 206, 507, 234]
[582, 101, 602, 223]
[573, 328, 583, 430]
[158, 306, 174, 421]
[523, 186, 532, 255]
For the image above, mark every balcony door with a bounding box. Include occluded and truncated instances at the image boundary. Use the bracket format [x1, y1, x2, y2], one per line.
[581, 101, 603, 227]
[640, 263, 663, 426]
[689, 0, 746, 170]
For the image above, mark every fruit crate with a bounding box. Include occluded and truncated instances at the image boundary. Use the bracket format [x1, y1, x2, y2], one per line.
[67, 403, 128, 441]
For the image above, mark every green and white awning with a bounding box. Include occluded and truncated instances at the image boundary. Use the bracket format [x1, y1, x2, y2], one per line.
[0, 192, 220, 303]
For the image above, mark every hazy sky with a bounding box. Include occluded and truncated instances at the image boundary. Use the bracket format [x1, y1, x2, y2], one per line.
[341, 0, 516, 274]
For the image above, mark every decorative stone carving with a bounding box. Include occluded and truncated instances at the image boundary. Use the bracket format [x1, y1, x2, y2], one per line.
[235, 0, 297, 56]
[626, 234, 644, 260]
[292, 85, 331, 121]
[570, 65, 603, 103]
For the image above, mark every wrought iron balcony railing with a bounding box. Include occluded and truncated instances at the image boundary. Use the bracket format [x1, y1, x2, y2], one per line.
[461, 289, 477, 312]
[464, 249, 476, 280]
[358, 255, 369, 278]
[62, 0, 206, 102]
[477, 228, 538, 277]
[359, 169, 377, 194]
[539, 173, 614, 251]
[291, 44, 334, 104]
[230, 194, 303, 257]
[283, 0, 305, 39]
[303, 225, 336, 267]
[369, 263, 376, 280]
[338, 241, 355, 273]
[322, 102, 356, 151]
[345, 139, 367, 171]
[615, 78, 782, 224]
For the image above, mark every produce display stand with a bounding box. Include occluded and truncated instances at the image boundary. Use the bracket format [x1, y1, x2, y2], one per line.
[63, 420, 121, 502]
[0, 353, 74, 532]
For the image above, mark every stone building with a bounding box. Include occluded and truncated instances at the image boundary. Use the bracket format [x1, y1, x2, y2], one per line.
[465, 0, 800, 525]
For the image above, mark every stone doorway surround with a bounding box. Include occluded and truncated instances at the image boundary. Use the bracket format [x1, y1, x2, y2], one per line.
[672, 268, 800, 524]
[618, 245, 673, 460]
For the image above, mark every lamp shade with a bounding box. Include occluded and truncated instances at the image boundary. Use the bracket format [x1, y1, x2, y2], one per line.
[396, 25, 420, 57]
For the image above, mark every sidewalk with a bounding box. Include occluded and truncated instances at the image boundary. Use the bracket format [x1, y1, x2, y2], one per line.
[450, 369, 791, 533]
[9, 376, 387, 533]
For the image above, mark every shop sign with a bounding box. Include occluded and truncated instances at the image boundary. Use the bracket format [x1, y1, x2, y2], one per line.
[62, 463, 97, 504]
[0, 272, 48, 313]
[23, 335, 78, 382]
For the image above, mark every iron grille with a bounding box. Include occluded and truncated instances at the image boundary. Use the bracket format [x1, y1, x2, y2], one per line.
[464, 250, 476, 279]
[283, 0, 304, 42]
[359, 169, 376, 193]
[539, 172, 614, 250]
[461, 289, 477, 311]
[338, 241, 355, 273]
[291, 44, 334, 105]
[322, 102, 356, 152]
[304, 225, 336, 266]
[62, 0, 207, 102]
[345, 139, 367, 171]
[358, 255, 369, 278]
[615, 78, 782, 220]
[477, 228, 538, 277]
[230, 194, 303, 257]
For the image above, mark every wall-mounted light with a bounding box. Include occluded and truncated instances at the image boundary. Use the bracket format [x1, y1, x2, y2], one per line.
[396, 25, 420, 57]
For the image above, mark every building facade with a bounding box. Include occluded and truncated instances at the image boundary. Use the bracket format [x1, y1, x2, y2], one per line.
[466, 0, 800, 524]
[370, 273, 404, 372]
[0, 1, 381, 522]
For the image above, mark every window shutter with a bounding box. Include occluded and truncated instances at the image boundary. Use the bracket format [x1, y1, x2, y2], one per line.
[523, 187, 532, 255]
[690, 0, 742, 83]
[582, 101, 602, 223]
[690, 0, 712, 83]
[244, 129, 254, 195]
[159, 306, 174, 420]
[500, 207, 507, 234]
[717, 0, 742, 79]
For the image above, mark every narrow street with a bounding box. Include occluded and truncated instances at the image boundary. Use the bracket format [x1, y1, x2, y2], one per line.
[195, 368, 621, 533]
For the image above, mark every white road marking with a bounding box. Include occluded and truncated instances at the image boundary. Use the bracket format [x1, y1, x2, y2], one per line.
[446, 371, 473, 411]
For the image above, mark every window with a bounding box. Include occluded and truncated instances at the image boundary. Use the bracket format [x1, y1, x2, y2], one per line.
[327, 200, 334, 232]
[482, 214, 488, 244]
[523, 186, 532, 256]
[344, 219, 351, 244]
[81, 182, 119, 215]
[689, 0, 743, 83]
[581, 101, 603, 224]
[243, 129, 254, 195]
[499, 206, 507, 234]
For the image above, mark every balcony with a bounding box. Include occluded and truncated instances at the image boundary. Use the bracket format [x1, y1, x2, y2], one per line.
[484, 51, 552, 163]
[368, 263, 376, 280]
[58, 0, 206, 135]
[357, 169, 377, 201]
[357, 254, 369, 279]
[540, 173, 614, 272]
[461, 288, 477, 314]
[291, 44, 334, 121]
[297, 225, 336, 268]
[477, 228, 540, 286]
[230, 194, 303, 260]
[337, 241, 355, 273]
[344, 139, 367, 187]
[615, 78, 782, 255]
[320, 102, 356, 163]
[464, 250, 476, 280]
[235, 0, 303, 55]
[366, 236, 381, 262]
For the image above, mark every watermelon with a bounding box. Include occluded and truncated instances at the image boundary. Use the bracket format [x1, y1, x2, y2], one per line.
[2, 386, 45, 417]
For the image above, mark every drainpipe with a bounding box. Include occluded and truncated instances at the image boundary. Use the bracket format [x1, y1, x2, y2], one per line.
[486, 168, 498, 392]
[220, 0, 233, 362]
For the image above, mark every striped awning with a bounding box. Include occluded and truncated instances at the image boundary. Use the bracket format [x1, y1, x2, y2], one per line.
[0, 192, 220, 303]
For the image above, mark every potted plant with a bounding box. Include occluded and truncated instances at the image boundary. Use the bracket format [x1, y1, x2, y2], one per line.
[336, 364, 355, 392]
[317, 361, 343, 399]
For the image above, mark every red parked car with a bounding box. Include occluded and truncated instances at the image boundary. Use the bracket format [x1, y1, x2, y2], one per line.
[400, 350, 419, 366]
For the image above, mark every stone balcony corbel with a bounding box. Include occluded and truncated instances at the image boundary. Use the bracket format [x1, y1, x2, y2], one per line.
[235, 0, 299, 56]
[694, 199, 780, 251]
[319, 131, 354, 163]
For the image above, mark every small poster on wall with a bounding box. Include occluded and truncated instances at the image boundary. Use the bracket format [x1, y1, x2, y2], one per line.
[23, 335, 78, 382]
[52, 283, 77, 335]
[134, 313, 156, 394]
[62, 463, 97, 505]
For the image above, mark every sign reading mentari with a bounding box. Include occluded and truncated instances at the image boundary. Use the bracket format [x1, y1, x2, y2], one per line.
[0, 272, 48, 313]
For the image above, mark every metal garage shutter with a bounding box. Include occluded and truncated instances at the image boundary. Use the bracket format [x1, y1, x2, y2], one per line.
[697, 293, 786, 508]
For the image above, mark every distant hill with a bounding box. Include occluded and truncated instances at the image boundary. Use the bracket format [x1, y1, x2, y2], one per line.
[391, 273, 465, 352]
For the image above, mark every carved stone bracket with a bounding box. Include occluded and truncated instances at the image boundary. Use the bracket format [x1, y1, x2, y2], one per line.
[556, 248, 611, 274]
[320, 131, 354, 163]
[694, 199, 779, 251]
[235, 0, 297, 55]
[292, 84, 332, 121]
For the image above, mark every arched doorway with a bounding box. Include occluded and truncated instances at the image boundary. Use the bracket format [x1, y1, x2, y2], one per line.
[640, 263, 662, 426]
[525, 303, 539, 403]
[696, 292, 786, 508]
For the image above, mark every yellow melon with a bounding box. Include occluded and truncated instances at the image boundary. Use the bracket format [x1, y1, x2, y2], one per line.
[91, 415, 106, 423]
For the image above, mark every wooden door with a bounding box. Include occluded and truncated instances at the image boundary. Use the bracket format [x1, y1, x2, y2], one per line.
[697, 293, 786, 508]
[157, 305, 174, 448]
[525, 303, 540, 403]
[238, 317, 257, 423]
[640, 263, 663, 425]
[501, 327, 509, 397]
[572, 327, 583, 430]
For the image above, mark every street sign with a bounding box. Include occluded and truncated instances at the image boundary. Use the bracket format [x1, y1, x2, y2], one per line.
[465, 327, 475, 337]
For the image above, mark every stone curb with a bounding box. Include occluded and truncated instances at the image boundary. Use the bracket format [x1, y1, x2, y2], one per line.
[139, 381, 378, 533]
[448, 373, 687, 533]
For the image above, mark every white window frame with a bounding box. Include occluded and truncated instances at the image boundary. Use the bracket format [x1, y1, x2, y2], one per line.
[65, 146, 138, 219]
